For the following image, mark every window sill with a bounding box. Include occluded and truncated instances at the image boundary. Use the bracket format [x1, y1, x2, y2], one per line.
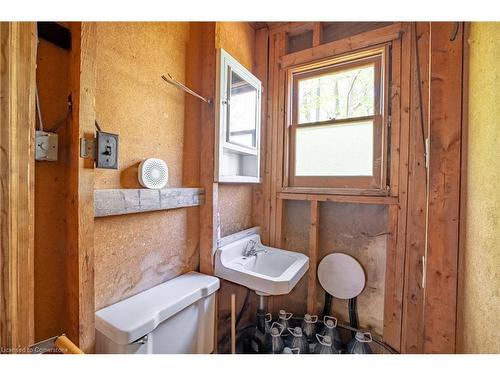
[280, 185, 390, 196]
[278, 191, 398, 205]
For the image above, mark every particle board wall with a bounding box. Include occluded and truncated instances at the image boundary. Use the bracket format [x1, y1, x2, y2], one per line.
[93, 22, 199, 310]
[318, 203, 387, 337]
[215, 22, 255, 237]
[34, 32, 71, 342]
[458, 22, 500, 354]
[278, 201, 388, 337]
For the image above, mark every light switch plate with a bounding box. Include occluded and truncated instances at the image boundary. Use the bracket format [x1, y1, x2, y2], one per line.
[35, 130, 58, 161]
[96, 131, 119, 169]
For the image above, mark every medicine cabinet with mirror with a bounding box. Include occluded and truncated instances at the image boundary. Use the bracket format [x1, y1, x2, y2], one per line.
[215, 49, 262, 183]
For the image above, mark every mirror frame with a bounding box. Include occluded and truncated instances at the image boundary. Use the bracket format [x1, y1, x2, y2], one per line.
[215, 48, 262, 183]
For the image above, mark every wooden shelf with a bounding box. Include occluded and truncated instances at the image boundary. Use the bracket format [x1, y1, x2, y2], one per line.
[94, 188, 204, 217]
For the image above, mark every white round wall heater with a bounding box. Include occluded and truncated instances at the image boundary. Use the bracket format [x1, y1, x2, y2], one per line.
[138, 158, 169, 189]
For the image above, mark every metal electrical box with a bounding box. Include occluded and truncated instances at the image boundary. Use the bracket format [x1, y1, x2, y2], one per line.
[79, 129, 119, 169]
[35, 130, 58, 161]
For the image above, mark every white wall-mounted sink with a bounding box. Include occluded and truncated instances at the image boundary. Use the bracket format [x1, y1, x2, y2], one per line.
[214, 232, 309, 295]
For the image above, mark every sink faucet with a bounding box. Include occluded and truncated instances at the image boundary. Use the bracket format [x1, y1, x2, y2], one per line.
[243, 239, 268, 257]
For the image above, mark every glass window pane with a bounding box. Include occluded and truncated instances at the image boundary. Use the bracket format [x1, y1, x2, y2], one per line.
[227, 71, 257, 148]
[295, 120, 373, 176]
[297, 64, 375, 124]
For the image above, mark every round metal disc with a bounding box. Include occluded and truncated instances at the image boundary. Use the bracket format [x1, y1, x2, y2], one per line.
[317, 253, 366, 299]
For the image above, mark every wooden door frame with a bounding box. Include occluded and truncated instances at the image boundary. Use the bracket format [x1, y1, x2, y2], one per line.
[0, 21, 97, 353]
[0, 21, 37, 351]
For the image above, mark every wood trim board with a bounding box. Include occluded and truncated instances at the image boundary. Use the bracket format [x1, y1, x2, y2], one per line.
[280, 23, 404, 69]
[423, 22, 463, 354]
[0, 21, 37, 351]
[199, 23, 218, 275]
[66, 22, 96, 353]
[307, 200, 319, 314]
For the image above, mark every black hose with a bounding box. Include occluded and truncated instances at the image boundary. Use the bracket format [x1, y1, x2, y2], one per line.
[322, 291, 332, 318]
[236, 288, 251, 328]
[348, 297, 359, 338]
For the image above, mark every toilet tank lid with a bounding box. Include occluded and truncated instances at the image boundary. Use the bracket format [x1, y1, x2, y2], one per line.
[95, 271, 220, 345]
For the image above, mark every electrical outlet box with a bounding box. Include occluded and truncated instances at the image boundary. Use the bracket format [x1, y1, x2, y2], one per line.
[96, 131, 119, 169]
[35, 130, 58, 161]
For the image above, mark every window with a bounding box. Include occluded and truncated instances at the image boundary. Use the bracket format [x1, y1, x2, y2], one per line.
[287, 48, 388, 191]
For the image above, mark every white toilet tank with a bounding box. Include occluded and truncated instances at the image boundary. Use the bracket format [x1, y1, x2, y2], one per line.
[95, 271, 220, 354]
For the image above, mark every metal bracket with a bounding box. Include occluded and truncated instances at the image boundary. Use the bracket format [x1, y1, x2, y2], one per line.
[80, 138, 96, 160]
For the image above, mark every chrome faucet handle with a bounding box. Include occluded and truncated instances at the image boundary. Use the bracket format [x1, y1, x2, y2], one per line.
[255, 241, 267, 253]
[243, 239, 257, 256]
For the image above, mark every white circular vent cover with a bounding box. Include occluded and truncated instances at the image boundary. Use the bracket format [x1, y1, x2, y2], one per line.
[318, 253, 366, 300]
[138, 158, 169, 189]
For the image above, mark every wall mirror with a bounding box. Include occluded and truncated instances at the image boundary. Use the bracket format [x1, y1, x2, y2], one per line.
[215, 49, 262, 183]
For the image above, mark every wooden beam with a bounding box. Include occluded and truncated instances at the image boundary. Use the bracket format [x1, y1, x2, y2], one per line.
[393, 22, 413, 353]
[280, 22, 404, 68]
[401, 22, 430, 354]
[198, 23, 218, 275]
[252, 27, 269, 232]
[248, 22, 269, 31]
[261, 31, 273, 245]
[0, 21, 37, 351]
[278, 192, 398, 205]
[280, 186, 391, 197]
[268, 32, 286, 247]
[423, 22, 463, 354]
[312, 22, 322, 47]
[383, 205, 403, 351]
[94, 188, 204, 217]
[273, 197, 284, 249]
[382, 34, 406, 352]
[307, 200, 319, 314]
[268, 22, 311, 35]
[67, 22, 96, 353]
[455, 22, 470, 354]
[389, 37, 403, 197]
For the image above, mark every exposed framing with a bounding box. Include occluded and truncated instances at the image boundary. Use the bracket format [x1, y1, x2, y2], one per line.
[199, 23, 218, 275]
[0, 21, 37, 351]
[264, 23, 406, 351]
[423, 22, 463, 354]
[66, 22, 96, 353]
[261, 21, 465, 353]
[0, 21, 98, 354]
[455, 22, 470, 354]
